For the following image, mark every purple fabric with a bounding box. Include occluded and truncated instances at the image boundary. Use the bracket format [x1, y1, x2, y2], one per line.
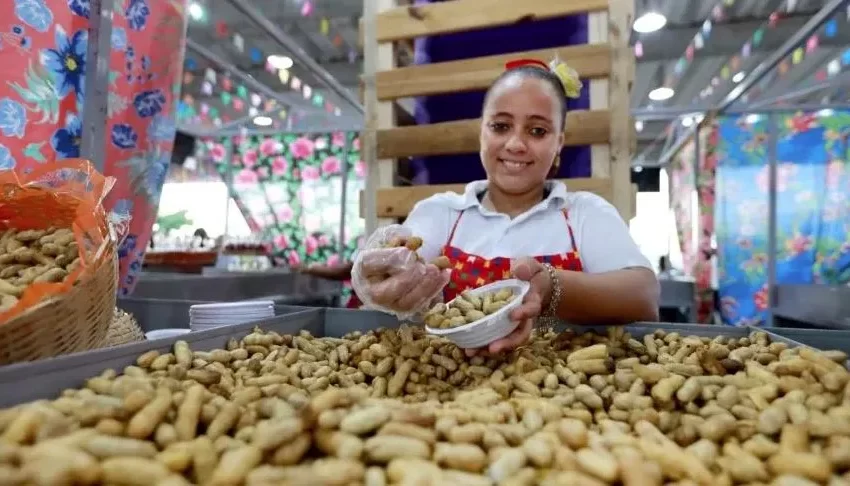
[411, 2, 591, 184]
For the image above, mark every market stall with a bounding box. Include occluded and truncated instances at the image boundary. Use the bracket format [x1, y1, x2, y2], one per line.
[657, 0, 850, 328]
[142, 0, 368, 303]
[0, 1, 849, 482]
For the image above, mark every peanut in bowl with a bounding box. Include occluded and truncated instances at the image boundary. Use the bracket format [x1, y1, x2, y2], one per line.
[424, 279, 530, 349]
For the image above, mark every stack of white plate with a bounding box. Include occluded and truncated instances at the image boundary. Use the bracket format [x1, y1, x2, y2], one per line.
[145, 328, 191, 341]
[189, 301, 275, 332]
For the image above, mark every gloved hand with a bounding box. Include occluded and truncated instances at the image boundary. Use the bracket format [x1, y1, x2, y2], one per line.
[351, 225, 450, 320]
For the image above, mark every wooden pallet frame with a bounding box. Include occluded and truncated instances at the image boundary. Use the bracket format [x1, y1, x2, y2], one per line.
[360, 0, 636, 233]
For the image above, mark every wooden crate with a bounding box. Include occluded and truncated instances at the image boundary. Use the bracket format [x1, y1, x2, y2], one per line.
[360, 0, 636, 233]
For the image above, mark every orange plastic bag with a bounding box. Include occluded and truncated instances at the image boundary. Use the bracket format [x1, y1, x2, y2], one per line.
[0, 159, 126, 322]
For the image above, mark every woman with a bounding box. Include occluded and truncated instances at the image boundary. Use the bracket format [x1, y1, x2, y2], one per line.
[352, 58, 660, 354]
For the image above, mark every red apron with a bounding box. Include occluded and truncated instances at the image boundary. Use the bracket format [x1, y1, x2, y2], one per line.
[442, 208, 584, 301]
[347, 208, 584, 308]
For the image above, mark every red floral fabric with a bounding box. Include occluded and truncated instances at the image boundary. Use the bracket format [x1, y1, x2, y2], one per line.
[0, 0, 189, 295]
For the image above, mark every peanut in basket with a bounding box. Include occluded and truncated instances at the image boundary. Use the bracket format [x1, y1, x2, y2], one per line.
[425, 288, 516, 329]
[0, 227, 81, 313]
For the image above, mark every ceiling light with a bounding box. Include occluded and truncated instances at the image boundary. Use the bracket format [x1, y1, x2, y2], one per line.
[732, 71, 745, 83]
[188, 2, 204, 21]
[267, 55, 293, 70]
[746, 114, 761, 124]
[633, 12, 667, 33]
[253, 116, 273, 127]
[635, 120, 644, 132]
[682, 117, 694, 128]
[648, 87, 674, 101]
[818, 108, 835, 117]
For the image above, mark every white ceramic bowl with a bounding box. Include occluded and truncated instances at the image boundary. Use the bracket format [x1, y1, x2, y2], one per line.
[145, 328, 191, 340]
[425, 279, 530, 349]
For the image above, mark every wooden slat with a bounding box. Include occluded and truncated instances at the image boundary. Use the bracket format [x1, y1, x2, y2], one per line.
[361, 178, 615, 218]
[374, 44, 610, 101]
[377, 110, 613, 159]
[374, 0, 609, 43]
[607, 0, 636, 220]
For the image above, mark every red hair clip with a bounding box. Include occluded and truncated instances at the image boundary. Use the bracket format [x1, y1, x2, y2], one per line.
[505, 58, 549, 71]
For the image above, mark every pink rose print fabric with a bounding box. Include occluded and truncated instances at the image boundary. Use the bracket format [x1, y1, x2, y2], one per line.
[197, 131, 366, 305]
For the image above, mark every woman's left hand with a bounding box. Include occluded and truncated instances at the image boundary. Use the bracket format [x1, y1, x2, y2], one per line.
[464, 258, 552, 356]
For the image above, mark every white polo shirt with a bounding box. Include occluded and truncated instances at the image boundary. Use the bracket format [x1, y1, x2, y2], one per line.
[402, 180, 651, 274]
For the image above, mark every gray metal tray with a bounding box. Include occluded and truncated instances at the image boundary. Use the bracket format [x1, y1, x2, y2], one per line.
[773, 284, 850, 330]
[753, 327, 850, 355]
[0, 308, 841, 409]
[118, 299, 336, 332]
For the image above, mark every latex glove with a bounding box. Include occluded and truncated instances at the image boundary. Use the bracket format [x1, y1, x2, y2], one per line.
[351, 225, 450, 319]
[464, 258, 547, 356]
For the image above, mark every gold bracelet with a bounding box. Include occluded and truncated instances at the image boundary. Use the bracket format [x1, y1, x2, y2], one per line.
[537, 263, 561, 332]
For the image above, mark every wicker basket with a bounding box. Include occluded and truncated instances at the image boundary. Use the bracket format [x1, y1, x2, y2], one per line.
[0, 245, 118, 365]
[101, 308, 145, 347]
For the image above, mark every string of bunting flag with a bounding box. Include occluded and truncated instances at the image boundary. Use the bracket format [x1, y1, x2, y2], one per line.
[178, 0, 351, 131]
[692, 0, 849, 104]
[740, 7, 849, 102]
[176, 67, 298, 131]
[634, 0, 733, 92]
[178, 57, 343, 129]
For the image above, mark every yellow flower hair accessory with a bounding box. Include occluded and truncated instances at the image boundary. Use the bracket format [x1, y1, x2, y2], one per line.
[549, 58, 583, 99]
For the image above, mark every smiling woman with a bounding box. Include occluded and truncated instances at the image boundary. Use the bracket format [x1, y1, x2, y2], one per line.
[350, 58, 660, 356]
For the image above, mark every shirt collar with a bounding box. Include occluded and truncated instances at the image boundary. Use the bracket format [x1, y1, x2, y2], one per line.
[446, 180, 569, 211]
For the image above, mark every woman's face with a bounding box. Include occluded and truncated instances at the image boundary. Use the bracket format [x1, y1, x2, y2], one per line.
[480, 75, 565, 195]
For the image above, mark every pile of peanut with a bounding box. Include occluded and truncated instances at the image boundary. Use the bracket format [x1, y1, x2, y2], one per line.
[1, 325, 849, 485]
[425, 288, 517, 329]
[0, 227, 80, 312]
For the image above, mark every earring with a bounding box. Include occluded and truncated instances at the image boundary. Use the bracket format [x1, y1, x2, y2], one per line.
[548, 155, 561, 177]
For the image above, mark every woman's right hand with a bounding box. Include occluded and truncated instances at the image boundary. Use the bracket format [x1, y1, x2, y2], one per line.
[356, 246, 450, 313]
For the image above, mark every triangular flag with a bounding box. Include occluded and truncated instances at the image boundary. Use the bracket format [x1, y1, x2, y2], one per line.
[301, 1, 313, 16]
[806, 35, 819, 53]
[752, 28, 764, 47]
